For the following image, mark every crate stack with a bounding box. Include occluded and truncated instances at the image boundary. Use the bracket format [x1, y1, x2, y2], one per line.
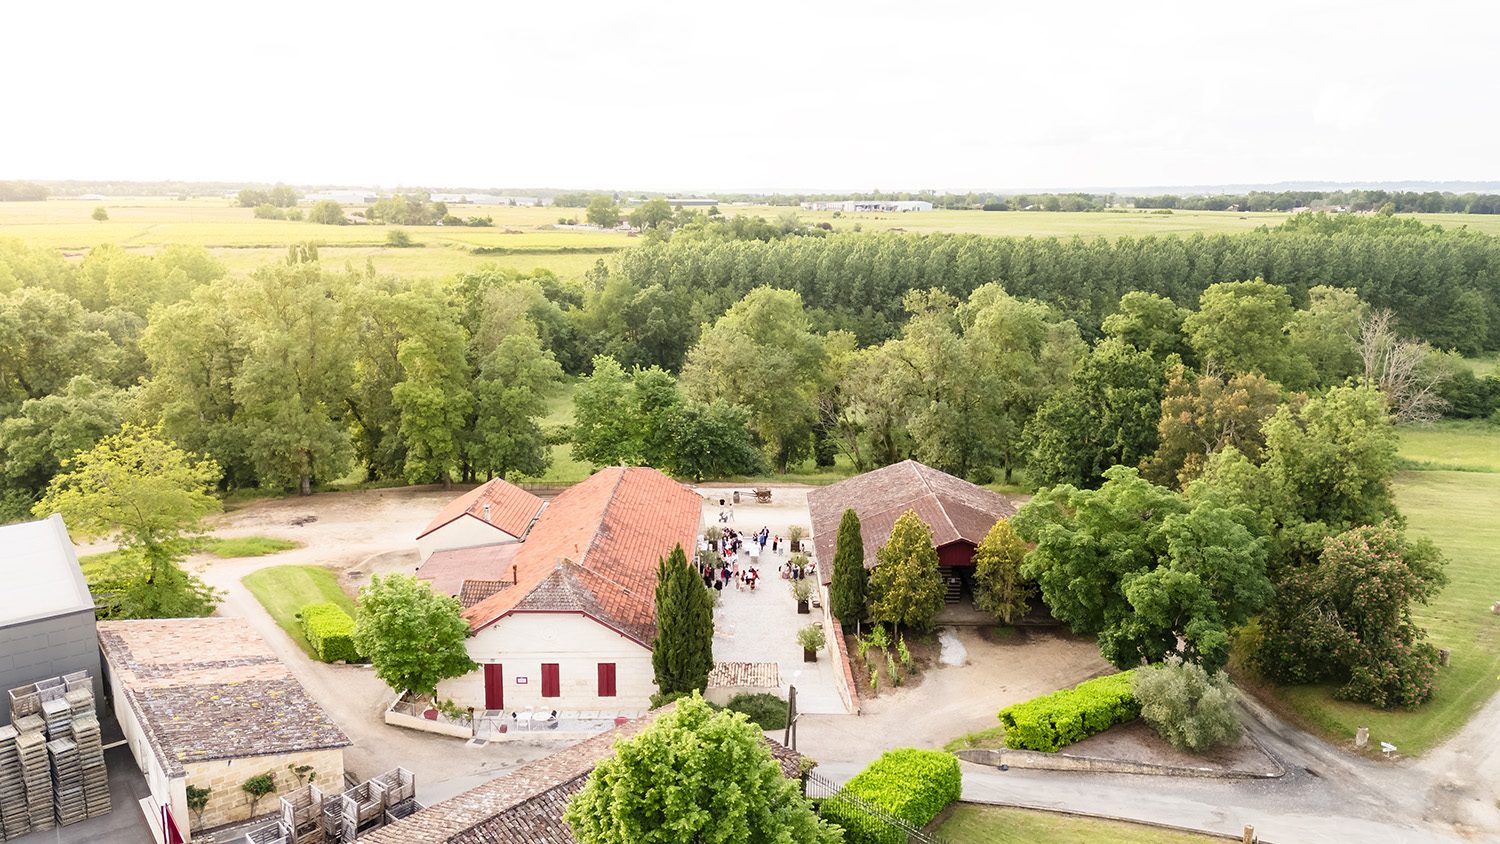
[71, 713, 108, 819]
[0, 724, 30, 840]
[46, 737, 84, 827]
[14, 718, 52, 833]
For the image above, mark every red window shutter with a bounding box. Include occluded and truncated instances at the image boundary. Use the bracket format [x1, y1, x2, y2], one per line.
[541, 663, 560, 698]
[597, 663, 616, 697]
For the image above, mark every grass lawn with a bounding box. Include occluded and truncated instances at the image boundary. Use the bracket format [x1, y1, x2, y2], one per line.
[1257, 422, 1500, 755]
[241, 565, 358, 657]
[199, 535, 301, 558]
[936, 803, 1222, 843]
[1397, 420, 1500, 472]
[943, 724, 1007, 753]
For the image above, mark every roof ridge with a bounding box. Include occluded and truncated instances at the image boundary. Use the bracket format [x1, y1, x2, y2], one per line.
[577, 467, 628, 569]
[911, 461, 960, 539]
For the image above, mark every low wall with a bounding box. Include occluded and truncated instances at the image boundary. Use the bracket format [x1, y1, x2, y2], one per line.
[820, 581, 860, 715]
[954, 746, 1283, 779]
[384, 707, 474, 739]
[705, 685, 777, 707]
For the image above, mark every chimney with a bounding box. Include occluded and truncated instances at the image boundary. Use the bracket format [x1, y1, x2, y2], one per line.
[512, 564, 518, 584]
[483, 503, 492, 523]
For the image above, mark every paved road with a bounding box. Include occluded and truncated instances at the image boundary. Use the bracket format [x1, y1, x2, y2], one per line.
[819, 690, 1500, 844]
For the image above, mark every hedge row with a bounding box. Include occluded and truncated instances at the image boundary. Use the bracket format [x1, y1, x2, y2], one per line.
[998, 670, 1139, 752]
[819, 749, 960, 844]
[301, 602, 359, 663]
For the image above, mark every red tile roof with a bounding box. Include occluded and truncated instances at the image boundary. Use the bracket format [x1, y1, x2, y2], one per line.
[417, 542, 523, 598]
[417, 479, 546, 542]
[461, 468, 703, 644]
[807, 460, 1020, 584]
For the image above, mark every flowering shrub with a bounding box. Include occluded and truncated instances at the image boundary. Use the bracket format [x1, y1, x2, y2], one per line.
[1254, 521, 1447, 708]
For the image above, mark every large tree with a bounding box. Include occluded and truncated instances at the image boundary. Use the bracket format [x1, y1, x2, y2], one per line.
[572, 355, 640, 467]
[1143, 366, 1283, 489]
[34, 424, 222, 619]
[231, 262, 355, 495]
[681, 287, 825, 472]
[868, 510, 944, 634]
[1014, 466, 1272, 672]
[1254, 522, 1447, 708]
[0, 375, 127, 516]
[651, 545, 714, 697]
[1024, 338, 1165, 488]
[829, 508, 868, 628]
[1182, 280, 1311, 389]
[1102, 291, 1189, 363]
[466, 330, 562, 481]
[354, 574, 477, 699]
[564, 694, 839, 844]
[973, 518, 1031, 625]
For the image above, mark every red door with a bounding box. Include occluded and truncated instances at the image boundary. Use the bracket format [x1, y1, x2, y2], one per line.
[541, 663, 560, 698]
[597, 663, 617, 697]
[484, 664, 504, 710]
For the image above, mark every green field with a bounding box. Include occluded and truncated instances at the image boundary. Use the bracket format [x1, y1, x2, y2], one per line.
[1264, 423, 1500, 755]
[12, 196, 1500, 284]
[200, 535, 301, 558]
[241, 564, 358, 657]
[936, 804, 1221, 843]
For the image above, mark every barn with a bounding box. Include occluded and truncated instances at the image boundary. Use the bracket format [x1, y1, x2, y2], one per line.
[414, 478, 546, 562]
[808, 460, 1019, 606]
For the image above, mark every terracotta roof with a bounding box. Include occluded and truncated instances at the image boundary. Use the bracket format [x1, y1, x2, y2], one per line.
[460, 579, 511, 609]
[418, 479, 546, 542]
[361, 704, 804, 844]
[96, 618, 350, 776]
[807, 460, 1020, 584]
[418, 542, 523, 598]
[462, 468, 703, 644]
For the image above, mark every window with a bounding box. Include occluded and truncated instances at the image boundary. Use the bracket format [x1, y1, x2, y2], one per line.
[541, 663, 560, 698]
[597, 663, 617, 697]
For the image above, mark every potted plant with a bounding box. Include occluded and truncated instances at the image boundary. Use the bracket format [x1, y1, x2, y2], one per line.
[791, 578, 812, 614]
[787, 525, 806, 553]
[798, 623, 826, 663]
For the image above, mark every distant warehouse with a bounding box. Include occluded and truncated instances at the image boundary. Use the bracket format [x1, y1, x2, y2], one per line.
[800, 199, 933, 212]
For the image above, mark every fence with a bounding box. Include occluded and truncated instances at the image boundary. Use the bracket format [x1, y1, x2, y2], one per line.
[804, 771, 952, 844]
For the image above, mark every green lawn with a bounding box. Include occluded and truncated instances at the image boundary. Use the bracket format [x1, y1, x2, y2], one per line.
[936, 804, 1222, 843]
[200, 535, 301, 558]
[241, 565, 358, 657]
[1397, 420, 1500, 472]
[1262, 422, 1500, 755]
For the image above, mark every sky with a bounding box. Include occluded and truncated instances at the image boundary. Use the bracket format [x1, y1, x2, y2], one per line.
[4, 1, 1498, 193]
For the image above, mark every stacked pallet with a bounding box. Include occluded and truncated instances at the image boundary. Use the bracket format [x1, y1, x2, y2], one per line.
[14, 720, 52, 833]
[41, 699, 73, 744]
[0, 725, 29, 840]
[47, 738, 85, 826]
[71, 714, 109, 818]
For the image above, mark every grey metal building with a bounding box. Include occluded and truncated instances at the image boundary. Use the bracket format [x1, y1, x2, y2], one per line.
[0, 513, 101, 726]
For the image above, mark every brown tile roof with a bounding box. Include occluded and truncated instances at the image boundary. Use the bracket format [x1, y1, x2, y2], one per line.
[460, 579, 511, 609]
[707, 661, 781, 689]
[361, 704, 804, 844]
[807, 460, 1020, 584]
[418, 542, 523, 598]
[418, 479, 546, 542]
[462, 468, 703, 645]
[97, 618, 350, 776]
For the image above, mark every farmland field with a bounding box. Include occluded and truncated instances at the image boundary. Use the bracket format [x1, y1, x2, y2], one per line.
[10, 196, 1500, 283]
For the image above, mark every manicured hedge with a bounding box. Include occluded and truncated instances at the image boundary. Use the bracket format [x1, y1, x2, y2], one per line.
[300, 602, 359, 663]
[819, 749, 961, 844]
[998, 670, 1139, 752]
[726, 692, 788, 730]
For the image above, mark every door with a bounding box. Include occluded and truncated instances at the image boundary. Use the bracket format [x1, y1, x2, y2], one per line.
[484, 663, 504, 711]
[597, 663, 617, 697]
[541, 663, 560, 698]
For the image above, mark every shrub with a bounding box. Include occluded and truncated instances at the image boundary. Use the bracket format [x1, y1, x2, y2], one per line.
[301, 601, 359, 662]
[998, 671, 1139, 752]
[726, 692, 788, 730]
[386, 228, 414, 247]
[253, 204, 287, 220]
[1133, 660, 1242, 752]
[797, 623, 826, 653]
[819, 749, 961, 844]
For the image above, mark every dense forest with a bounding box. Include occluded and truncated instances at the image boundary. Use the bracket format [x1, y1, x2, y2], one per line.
[1, 212, 1498, 519]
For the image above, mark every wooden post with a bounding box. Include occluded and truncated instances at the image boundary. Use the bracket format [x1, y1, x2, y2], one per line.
[1355, 727, 1369, 749]
[1243, 824, 1256, 844]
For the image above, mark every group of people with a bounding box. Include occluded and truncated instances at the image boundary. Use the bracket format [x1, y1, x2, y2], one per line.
[700, 524, 789, 593]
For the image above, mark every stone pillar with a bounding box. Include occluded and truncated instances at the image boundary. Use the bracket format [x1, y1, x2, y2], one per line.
[1439, 648, 1451, 666]
[1242, 824, 1256, 844]
[1355, 726, 1369, 749]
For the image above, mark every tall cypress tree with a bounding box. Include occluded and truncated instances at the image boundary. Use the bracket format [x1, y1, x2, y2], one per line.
[652, 544, 714, 696]
[830, 508, 868, 629]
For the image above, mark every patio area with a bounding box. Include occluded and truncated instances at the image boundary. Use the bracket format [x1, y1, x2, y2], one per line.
[699, 486, 848, 715]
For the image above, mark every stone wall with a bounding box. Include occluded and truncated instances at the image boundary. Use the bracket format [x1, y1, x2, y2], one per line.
[183, 747, 344, 833]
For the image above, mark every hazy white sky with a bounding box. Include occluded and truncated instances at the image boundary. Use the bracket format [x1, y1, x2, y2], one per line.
[5, 1, 1496, 192]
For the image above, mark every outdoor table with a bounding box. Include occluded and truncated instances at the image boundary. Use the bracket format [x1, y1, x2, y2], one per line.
[516, 711, 534, 730]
